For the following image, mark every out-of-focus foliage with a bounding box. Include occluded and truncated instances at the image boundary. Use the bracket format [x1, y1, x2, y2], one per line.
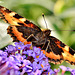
[0, 0, 75, 73]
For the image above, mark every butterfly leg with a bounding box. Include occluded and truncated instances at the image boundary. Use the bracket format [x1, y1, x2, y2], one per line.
[42, 40, 55, 55]
[23, 34, 38, 49]
[31, 42, 33, 49]
[24, 34, 38, 43]
[45, 40, 50, 55]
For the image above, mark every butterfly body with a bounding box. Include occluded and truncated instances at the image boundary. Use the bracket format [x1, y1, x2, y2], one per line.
[0, 6, 75, 65]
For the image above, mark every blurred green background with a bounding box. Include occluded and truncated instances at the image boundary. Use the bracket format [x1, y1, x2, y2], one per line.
[0, 0, 75, 74]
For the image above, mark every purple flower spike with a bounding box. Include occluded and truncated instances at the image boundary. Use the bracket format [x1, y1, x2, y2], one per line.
[32, 61, 41, 71]
[0, 50, 8, 64]
[15, 42, 31, 51]
[39, 58, 49, 70]
[59, 66, 75, 75]
[33, 69, 42, 75]
[15, 42, 25, 50]
[59, 65, 67, 71]
[5, 45, 17, 54]
[48, 69, 55, 75]
[33, 46, 41, 55]
[71, 69, 75, 75]
[67, 67, 72, 72]
[59, 65, 68, 75]
[54, 68, 60, 75]
[68, 68, 75, 75]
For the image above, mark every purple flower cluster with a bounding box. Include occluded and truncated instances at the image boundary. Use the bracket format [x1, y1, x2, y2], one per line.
[0, 42, 54, 75]
[59, 65, 75, 75]
[54, 65, 75, 75]
[0, 41, 75, 75]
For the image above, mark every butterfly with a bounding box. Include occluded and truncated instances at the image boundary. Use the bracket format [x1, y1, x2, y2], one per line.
[0, 5, 75, 65]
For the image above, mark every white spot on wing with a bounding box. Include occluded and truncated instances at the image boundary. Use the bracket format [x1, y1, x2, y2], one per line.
[19, 18, 26, 22]
[9, 12, 16, 16]
[64, 46, 69, 51]
[74, 54, 75, 57]
[12, 21, 18, 25]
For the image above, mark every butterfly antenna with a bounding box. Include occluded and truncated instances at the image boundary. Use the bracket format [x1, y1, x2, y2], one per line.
[42, 13, 48, 29]
[51, 30, 75, 32]
[42, 13, 75, 32]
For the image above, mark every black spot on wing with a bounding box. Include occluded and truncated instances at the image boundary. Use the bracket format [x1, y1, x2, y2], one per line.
[53, 46, 63, 55]
[4, 9, 12, 13]
[0, 14, 9, 23]
[7, 26, 19, 42]
[13, 14, 23, 19]
[42, 41, 49, 50]
[0, 6, 4, 9]
[49, 36, 64, 55]
[46, 46, 52, 53]
[18, 23, 24, 26]
[24, 20, 41, 32]
[24, 20, 30, 24]
[47, 49, 51, 53]
[0, 6, 12, 13]
[65, 60, 75, 65]
[48, 57, 63, 64]
[60, 42, 66, 47]
[69, 47, 75, 55]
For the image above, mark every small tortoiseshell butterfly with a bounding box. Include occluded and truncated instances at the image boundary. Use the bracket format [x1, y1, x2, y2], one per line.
[0, 6, 75, 65]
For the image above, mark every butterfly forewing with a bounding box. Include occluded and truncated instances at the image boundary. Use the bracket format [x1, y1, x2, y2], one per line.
[0, 6, 41, 31]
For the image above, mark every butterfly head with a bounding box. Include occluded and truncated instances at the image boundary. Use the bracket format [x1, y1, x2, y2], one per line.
[43, 29, 51, 36]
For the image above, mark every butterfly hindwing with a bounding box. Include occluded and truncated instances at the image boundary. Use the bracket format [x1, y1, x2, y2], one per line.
[42, 36, 75, 65]
[49, 36, 75, 65]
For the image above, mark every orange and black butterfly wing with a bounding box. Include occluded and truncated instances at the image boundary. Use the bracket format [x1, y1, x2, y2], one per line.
[44, 36, 75, 65]
[7, 25, 41, 43]
[0, 6, 41, 31]
[0, 6, 41, 43]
